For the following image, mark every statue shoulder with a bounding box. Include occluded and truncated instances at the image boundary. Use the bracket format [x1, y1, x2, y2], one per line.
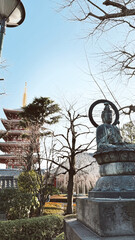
[97, 124, 107, 131]
[96, 124, 107, 136]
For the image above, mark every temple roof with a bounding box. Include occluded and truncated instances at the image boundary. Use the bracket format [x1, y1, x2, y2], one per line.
[3, 108, 23, 120]
[0, 169, 22, 178]
[0, 154, 17, 160]
[0, 142, 29, 147]
[1, 119, 22, 130]
[0, 154, 27, 167]
[0, 154, 17, 163]
[0, 129, 30, 141]
[0, 142, 30, 153]
[0, 130, 29, 136]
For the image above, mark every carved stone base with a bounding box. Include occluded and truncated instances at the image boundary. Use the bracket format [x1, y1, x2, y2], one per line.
[77, 198, 135, 237]
[92, 175, 135, 192]
[100, 162, 135, 176]
[89, 191, 135, 199]
[94, 149, 135, 165]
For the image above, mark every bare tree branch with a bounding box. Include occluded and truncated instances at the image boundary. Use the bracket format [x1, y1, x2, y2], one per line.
[75, 160, 96, 174]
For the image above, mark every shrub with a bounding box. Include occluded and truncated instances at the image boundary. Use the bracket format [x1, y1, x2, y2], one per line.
[18, 171, 60, 217]
[55, 232, 64, 240]
[18, 170, 40, 193]
[0, 189, 32, 220]
[0, 215, 64, 240]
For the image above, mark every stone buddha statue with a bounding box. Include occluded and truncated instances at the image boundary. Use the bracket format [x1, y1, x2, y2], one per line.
[96, 103, 135, 151]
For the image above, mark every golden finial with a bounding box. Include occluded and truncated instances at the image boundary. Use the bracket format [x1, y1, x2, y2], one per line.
[22, 82, 27, 107]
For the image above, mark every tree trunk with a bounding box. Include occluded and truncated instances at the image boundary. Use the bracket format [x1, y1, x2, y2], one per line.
[39, 201, 43, 216]
[37, 195, 44, 216]
[66, 170, 74, 214]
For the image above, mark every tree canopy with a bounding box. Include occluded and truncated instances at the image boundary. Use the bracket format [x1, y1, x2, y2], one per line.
[20, 97, 61, 126]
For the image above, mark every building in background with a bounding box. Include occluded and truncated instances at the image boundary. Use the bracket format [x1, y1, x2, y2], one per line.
[0, 169, 21, 188]
[0, 83, 29, 188]
[0, 107, 29, 169]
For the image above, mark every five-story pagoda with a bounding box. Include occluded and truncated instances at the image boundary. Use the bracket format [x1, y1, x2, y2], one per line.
[0, 83, 29, 169]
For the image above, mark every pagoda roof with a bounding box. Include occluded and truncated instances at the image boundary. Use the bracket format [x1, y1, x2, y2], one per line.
[1, 119, 22, 130]
[3, 108, 23, 114]
[3, 108, 23, 120]
[0, 130, 29, 136]
[0, 142, 29, 147]
[0, 142, 29, 153]
[0, 154, 17, 160]
[0, 130, 6, 136]
[0, 129, 30, 141]
[0, 154, 17, 163]
[0, 154, 27, 168]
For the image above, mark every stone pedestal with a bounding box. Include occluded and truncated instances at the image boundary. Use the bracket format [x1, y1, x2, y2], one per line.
[65, 149, 135, 239]
[77, 198, 135, 237]
[65, 219, 135, 240]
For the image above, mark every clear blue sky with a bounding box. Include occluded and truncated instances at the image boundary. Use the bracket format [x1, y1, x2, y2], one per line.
[0, 0, 134, 124]
[0, 0, 93, 113]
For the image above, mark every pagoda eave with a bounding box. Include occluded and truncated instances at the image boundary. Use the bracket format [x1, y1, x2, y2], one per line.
[3, 108, 23, 120]
[0, 155, 17, 160]
[0, 155, 17, 164]
[1, 119, 21, 130]
[0, 142, 30, 153]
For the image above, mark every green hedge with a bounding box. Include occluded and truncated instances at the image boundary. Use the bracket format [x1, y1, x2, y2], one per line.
[0, 215, 63, 240]
[0, 188, 32, 220]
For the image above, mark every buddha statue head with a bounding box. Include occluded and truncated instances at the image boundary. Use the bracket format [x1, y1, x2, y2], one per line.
[101, 103, 112, 124]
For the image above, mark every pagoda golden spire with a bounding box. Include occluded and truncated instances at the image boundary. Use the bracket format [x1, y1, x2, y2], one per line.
[22, 82, 27, 107]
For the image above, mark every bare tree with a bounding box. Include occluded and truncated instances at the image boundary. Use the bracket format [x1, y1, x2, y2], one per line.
[20, 102, 107, 215]
[63, 0, 135, 34]
[50, 103, 96, 214]
[62, 0, 135, 79]
[85, 50, 135, 124]
[36, 134, 59, 216]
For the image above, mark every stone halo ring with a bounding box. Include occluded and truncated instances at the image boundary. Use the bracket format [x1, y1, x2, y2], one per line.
[88, 99, 119, 128]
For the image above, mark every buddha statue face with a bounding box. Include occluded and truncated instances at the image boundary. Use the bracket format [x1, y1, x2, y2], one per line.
[101, 103, 112, 124]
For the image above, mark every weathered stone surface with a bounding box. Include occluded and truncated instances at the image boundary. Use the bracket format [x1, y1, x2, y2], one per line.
[100, 162, 135, 176]
[92, 175, 135, 192]
[77, 198, 135, 237]
[89, 191, 135, 199]
[65, 219, 135, 240]
[94, 150, 135, 165]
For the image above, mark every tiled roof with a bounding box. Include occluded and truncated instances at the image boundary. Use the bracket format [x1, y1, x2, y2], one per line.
[0, 169, 21, 178]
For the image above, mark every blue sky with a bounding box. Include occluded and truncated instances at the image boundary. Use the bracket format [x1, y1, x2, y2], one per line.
[0, 0, 93, 112]
[0, 0, 134, 125]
